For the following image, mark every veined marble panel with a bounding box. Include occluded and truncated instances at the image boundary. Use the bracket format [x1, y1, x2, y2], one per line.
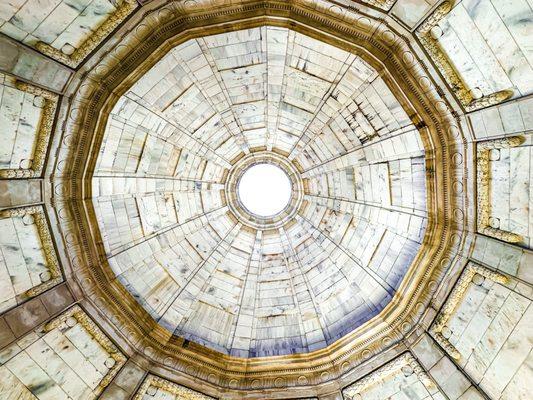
[342, 353, 443, 400]
[432, 263, 532, 399]
[1, 73, 41, 173]
[0, 0, 137, 67]
[436, 0, 533, 98]
[0, 206, 62, 314]
[391, 0, 439, 29]
[0, 306, 126, 400]
[468, 96, 533, 140]
[489, 134, 533, 248]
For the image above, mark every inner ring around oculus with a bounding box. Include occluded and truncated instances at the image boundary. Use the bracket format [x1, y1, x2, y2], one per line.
[225, 151, 304, 230]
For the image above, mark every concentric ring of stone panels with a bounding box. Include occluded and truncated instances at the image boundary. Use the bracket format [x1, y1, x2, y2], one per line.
[91, 26, 427, 357]
[225, 151, 304, 230]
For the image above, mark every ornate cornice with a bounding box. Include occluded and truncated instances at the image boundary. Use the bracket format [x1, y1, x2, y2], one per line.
[133, 375, 215, 400]
[0, 82, 58, 179]
[35, 0, 138, 68]
[44, 305, 127, 395]
[431, 263, 508, 360]
[476, 135, 525, 243]
[0, 206, 62, 297]
[46, 0, 467, 395]
[416, 1, 513, 112]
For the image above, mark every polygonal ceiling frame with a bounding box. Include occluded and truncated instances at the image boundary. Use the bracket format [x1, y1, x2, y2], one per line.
[47, 0, 468, 397]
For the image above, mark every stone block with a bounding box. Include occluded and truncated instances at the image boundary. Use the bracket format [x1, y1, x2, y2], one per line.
[3, 297, 49, 337]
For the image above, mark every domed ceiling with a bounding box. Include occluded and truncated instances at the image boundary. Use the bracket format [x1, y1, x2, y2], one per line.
[91, 26, 427, 357]
[2, 0, 532, 398]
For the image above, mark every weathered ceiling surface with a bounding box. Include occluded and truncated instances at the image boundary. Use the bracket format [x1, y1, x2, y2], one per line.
[0, 0, 531, 399]
[93, 26, 426, 356]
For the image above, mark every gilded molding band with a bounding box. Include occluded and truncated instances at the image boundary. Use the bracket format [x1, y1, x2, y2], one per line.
[0, 206, 62, 297]
[343, 353, 434, 398]
[431, 263, 508, 360]
[133, 375, 215, 400]
[476, 135, 525, 243]
[44, 305, 127, 395]
[416, 1, 513, 112]
[0, 82, 58, 179]
[35, 0, 137, 68]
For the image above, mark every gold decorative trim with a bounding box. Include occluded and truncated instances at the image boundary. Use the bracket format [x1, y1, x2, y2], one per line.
[133, 375, 215, 400]
[476, 135, 525, 243]
[343, 353, 434, 397]
[35, 0, 137, 68]
[431, 263, 508, 360]
[0, 82, 58, 179]
[45, 305, 127, 395]
[416, 1, 513, 112]
[0, 206, 62, 297]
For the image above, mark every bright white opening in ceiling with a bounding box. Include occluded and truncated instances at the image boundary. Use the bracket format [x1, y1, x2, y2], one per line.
[238, 164, 291, 217]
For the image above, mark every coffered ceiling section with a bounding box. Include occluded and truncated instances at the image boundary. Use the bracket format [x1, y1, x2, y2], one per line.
[0, 0, 137, 67]
[92, 26, 427, 357]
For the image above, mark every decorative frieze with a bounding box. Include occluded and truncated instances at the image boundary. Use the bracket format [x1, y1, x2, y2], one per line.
[431, 263, 508, 360]
[476, 135, 525, 243]
[416, 1, 513, 112]
[0, 82, 58, 179]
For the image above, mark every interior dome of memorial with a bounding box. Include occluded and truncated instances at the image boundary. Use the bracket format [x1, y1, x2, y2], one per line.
[0, 0, 531, 399]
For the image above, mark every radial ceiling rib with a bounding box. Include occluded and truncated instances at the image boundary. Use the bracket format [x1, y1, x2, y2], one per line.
[305, 192, 427, 220]
[300, 126, 422, 176]
[92, 174, 224, 183]
[267, 29, 295, 151]
[265, 26, 289, 151]
[119, 94, 233, 168]
[171, 223, 243, 339]
[286, 54, 358, 158]
[278, 226, 331, 346]
[227, 230, 262, 355]
[107, 205, 228, 259]
[295, 214, 396, 296]
[178, 38, 251, 155]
